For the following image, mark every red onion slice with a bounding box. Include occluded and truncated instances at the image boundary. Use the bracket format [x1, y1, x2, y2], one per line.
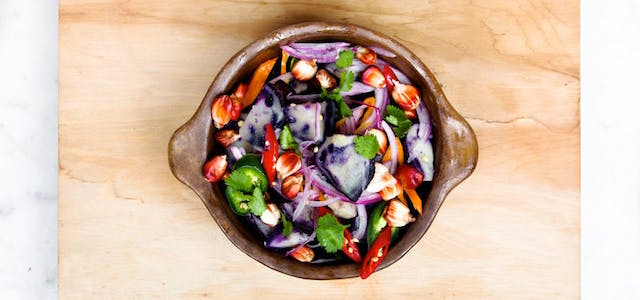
[281, 42, 351, 63]
[351, 204, 368, 240]
[285, 231, 317, 256]
[416, 101, 431, 140]
[307, 169, 351, 202]
[355, 191, 382, 205]
[368, 45, 397, 58]
[305, 196, 340, 207]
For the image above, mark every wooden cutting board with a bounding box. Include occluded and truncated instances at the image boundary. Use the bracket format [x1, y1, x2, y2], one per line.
[59, 0, 579, 298]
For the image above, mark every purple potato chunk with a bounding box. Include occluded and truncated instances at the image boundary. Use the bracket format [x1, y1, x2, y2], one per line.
[405, 124, 434, 181]
[281, 202, 314, 231]
[246, 214, 277, 240]
[284, 102, 326, 142]
[239, 84, 285, 148]
[315, 134, 375, 201]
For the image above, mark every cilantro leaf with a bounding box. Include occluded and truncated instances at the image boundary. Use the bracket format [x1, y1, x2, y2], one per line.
[280, 213, 292, 237]
[320, 70, 355, 119]
[384, 105, 412, 138]
[354, 134, 380, 159]
[338, 70, 355, 92]
[336, 50, 354, 69]
[336, 98, 352, 118]
[249, 187, 268, 215]
[316, 214, 349, 253]
[279, 124, 298, 152]
[224, 170, 253, 192]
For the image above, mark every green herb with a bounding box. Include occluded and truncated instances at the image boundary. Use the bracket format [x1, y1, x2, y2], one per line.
[249, 187, 268, 215]
[320, 70, 356, 118]
[336, 49, 354, 69]
[224, 158, 269, 217]
[354, 134, 380, 159]
[384, 105, 412, 138]
[287, 56, 298, 72]
[279, 124, 299, 152]
[338, 70, 355, 92]
[224, 170, 254, 192]
[316, 214, 350, 253]
[280, 213, 293, 237]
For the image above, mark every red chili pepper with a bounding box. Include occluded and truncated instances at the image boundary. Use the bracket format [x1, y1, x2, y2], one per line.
[342, 229, 362, 263]
[317, 206, 332, 217]
[316, 207, 363, 263]
[360, 226, 392, 279]
[262, 124, 278, 187]
[383, 65, 399, 92]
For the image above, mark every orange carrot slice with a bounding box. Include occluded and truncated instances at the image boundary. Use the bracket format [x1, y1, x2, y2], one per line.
[241, 57, 277, 109]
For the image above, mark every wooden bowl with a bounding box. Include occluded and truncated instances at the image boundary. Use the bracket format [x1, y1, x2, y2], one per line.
[168, 22, 478, 279]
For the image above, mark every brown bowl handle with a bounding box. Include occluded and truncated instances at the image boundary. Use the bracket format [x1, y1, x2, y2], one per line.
[435, 100, 479, 197]
[168, 106, 213, 202]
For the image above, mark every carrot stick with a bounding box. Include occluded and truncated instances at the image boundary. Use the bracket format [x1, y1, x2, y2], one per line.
[405, 188, 422, 215]
[241, 57, 277, 109]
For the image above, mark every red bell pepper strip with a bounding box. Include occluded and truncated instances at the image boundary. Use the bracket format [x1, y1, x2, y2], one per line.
[262, 124, 278, 187]
[383, 65, 399, 92]
[317, 207, 362, 263]
[360, 225, 392, 279]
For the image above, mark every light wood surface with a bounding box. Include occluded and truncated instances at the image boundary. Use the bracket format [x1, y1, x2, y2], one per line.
[59, 1, 579, 298]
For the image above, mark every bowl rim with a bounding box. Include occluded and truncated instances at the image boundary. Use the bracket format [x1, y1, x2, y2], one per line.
[168, 21, 478, 279]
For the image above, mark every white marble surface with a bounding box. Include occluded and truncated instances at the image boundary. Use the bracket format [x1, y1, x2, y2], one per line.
[0, 0, 639, 299]
[0, 1, 58, 299]
[582, 1, 640, 299]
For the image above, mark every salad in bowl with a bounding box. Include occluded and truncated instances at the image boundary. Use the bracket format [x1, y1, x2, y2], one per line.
[201, 41, 434, 279]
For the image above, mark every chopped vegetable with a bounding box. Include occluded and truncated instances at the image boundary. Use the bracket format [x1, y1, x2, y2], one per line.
[360, 226, 392, 279]
[336, 49, 355, 68]
[281, 42, 351, 63]
[405, 124, 434, 181]
[396, 164, 424, 190]
[281, 50, 289, 75]
[366, 201, 388, 248]
[384, 105, 412, 138]
[316, 135, 375, 201]
[320, 70, 355, 118]
[203, 155, 228, 183]
[284, 102, 326, 142]
[266, 229, 312, 249]
[281, 213, 293, 237]
[382, 137, 404, 166]
[354, 134, 380, 159]
[262, 124, 278, 186]
[316, 214, 350, 253]
[405, 188, 423, 215]
[342, 229, 362, 263]
[317, 207, 362, 263]
[224, 154, 269, 216]
[238, 85, 285, 148]
[382, 65, 399, 91]
[279, 124, 298, 151]
[242, 57, 277, 108]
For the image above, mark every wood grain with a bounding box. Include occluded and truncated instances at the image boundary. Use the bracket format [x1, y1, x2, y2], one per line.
[59, 0, 579, 298]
